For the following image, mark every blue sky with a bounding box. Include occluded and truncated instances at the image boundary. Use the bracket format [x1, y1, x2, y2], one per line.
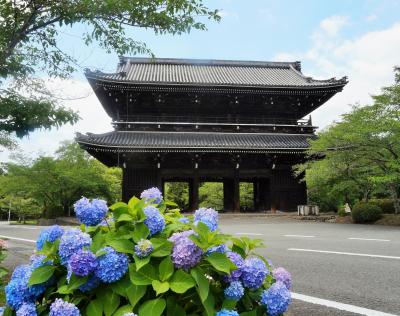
[1, 0, 400, 161]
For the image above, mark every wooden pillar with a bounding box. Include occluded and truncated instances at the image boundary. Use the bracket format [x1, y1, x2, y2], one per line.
[189, 175, 199, 211]
[254, 180, 260, 212]
[223, 179, 234, 211]
[233, 169, 240, 213]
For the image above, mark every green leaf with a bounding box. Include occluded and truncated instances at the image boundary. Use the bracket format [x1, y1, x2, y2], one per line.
[138, 298, 166, 316]
[152, 280, 169, 296]
[90, 232, 106, 253]
[206, 252, 236, 274]
[159, 257, 174, 281]
[222, 299, 237, 310]
[202, 291, 216, 316]
[28, 265, 56, 286]
[151, 241, 173, 257]
[86, 299, 103, 316]
[133, 254, 151, 271]
[126, 284, 147, 308]
[190, 267, 209, 302]
[110, 201, 128, 211]
[113, 305, 134, 316]
[110, 277, 131, 297]
[129, 263, 157, 285]
[107, 239, 134, 254]
[128, 196, 140, 210]
[117, 213, 134, 222]
[132, 223, 150, 243]
[169, 270, 196, 294]
[240, 310, 257, 316]
[2, 306, 13, 316]
[104, 291, 120, 316]
[166, 296, 186, 316]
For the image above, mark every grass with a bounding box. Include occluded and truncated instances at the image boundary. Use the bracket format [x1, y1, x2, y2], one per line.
[9, 220, 38, 225]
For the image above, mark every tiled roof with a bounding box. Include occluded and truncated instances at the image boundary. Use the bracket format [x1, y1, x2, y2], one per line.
[85, 57, 347, 89]
[76, 131, 315, 153]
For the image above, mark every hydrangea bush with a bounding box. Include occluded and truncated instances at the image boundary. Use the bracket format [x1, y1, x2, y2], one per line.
[2, 187, 292, 316]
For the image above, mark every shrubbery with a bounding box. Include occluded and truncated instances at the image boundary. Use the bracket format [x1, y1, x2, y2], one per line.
[369, 199, 395, 214]
[1, 188, 292, 316]
[351, 202, 382, 223]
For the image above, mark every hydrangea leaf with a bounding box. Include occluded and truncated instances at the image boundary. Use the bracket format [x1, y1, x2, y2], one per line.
[129, 263, 157, 285]
[110, 277, 131, 297]
[107, 239, 135, 254]
[159, 257, 174, 281]
[117, 213, 134, 222]
[206, 252, 236, 274]
[113, 305, 134, 316]
[138, 298, 166, 316]
[190, 267, 209, 303]
[133, 254, 151, 271]
[126, 284, 147, 308]
[151, 241, 173, 257]
[202, 291, 216, 316]
[132, 223, 150, 243]
[169, 270, 196, 294]
[166, 296, 186, 316]
[86, 299, 103, 316]
[109, 202, 128, 212]
[90, 232, 106, 253]
[222, 299, 237, 310]
[239, 311, 257, 316]
[104, 291, 120, 316]
[152, 280, 170, 296]
[28, 265, 56, 286]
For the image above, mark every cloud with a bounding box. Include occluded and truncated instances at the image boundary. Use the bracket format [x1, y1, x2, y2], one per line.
[318, 15, 349, 37]
[275, 18, 400, 128]
[219, 10, 239, 20]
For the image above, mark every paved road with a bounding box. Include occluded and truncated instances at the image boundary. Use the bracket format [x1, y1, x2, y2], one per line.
[1, 218, 399, 315]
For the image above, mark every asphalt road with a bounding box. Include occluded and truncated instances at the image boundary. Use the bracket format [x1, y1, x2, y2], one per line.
[1, 218, 399, 316]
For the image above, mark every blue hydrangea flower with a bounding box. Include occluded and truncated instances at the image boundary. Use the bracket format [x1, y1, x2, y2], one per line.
[58, 229, 92, 264]
[11, 264, 31, 280]
[49, 298, 80, 316]
[224, 281, 244, 300]
[241, 257, 268, 289]
[74, 197, 108, 226]
[216, 309, 239, 316]
[143, 206, 165, 236]
[79, 275, 101, 292]
[169, 230, 202, 270]
[134, 239, 154, 258]
[140, 187, 163, 204]
[69, 249, 98, 277]
[273, 267, 292, 290]
[194, 207, 218, 231]
[225, 251, 245, 282]
[261, 282, 291, 316]
[95, 247, 129, 283]
[178, 217, 190, 224]
[30, 254, 53, 270]
[0, 306, 4, 315]
[123, 314, 137, 316]
[36, 225, 64, 250]
[206, 244, 227, 256]
[16, 302, 37, 316]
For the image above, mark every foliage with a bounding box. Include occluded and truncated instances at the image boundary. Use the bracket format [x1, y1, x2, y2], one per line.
[351, 202, 383, 223]
[164, 183, 189, 211]
[239, 183, 254, 211]
[199, 182, 224, 210]
[0, 0, 220, 148]
[2, 189, 292, 315]
[0, 141, 121, 218]
[296, 68, 400, 214]
[369, 199, 395, 214]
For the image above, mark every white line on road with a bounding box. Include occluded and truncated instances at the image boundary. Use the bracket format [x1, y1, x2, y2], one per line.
[288, 248, 400, 260]
[235, 233, 263, 236]
[348, 238, 391, 242]
[284, 234, 315, 238]
[0, 235, 36, 243]
[292, 292, 398, 316]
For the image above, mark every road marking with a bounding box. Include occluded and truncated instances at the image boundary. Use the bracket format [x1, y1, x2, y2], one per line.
[348, 238, 390, 242]
[292, 292, 397, 316]
[284, 234, 315, 238]
[288, 248, 400, 260]
[235, 233, 263, 236]
[0, 235, 36, 243]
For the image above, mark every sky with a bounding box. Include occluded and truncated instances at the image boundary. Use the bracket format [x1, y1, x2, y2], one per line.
[1, 0, 400, 161]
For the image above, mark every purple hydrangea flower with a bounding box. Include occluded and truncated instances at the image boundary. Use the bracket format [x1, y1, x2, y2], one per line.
[178, 217, 190, 224]
[134, 239, 154, 258]
[95, 247, 129, 283]
[216, 309, 239, 316]
[273, 267, 292, 290]
[49, 298, 80, 316]
[36, 225, 64, 250]
[194, 207, 218, 231]
[58, 229, 92, 264]
[241, 257, 268, 289]
[169, 230, 202, 270]
[206, 244, 227, 256]
[69, 250, 98, 277]
[143, 206, 165, 236]
[16, 302, 37, 316]
[79, 275, 101, 292]
[140, 187, 163, 204]
[225, 251, 245, 282]
[74, 197, 108, 226]
[224, 281, 244, 300]
[261, 282, 291, 316]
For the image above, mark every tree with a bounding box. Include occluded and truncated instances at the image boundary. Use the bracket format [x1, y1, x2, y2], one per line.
[297, 68, 400, 213]
[0, 0, 220, 148]
[164, 182, 189, 210]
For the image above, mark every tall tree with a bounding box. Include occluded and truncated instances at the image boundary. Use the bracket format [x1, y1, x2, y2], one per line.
[0, 0, 220, 148]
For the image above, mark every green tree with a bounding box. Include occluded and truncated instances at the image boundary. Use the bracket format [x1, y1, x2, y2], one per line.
[0, 0, 220, 148]
[199, 182, 223, 210]
[164, 182, 189, 210]
[297, 68, 400, 213]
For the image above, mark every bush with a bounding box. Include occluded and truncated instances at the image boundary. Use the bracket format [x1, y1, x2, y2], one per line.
[2, 188, 292, 316]
[351, 202, 383, 223]
[337, 205, 348, 217]
[369, 199, 395, 214]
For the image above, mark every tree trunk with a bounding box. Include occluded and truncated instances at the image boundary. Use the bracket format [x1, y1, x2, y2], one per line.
[388, 185, 400, 214]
